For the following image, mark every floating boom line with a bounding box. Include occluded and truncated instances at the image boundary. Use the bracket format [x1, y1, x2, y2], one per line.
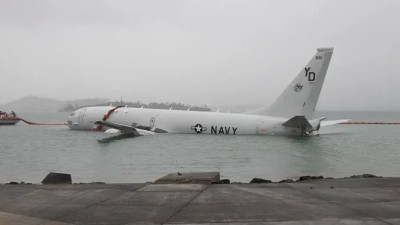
[18, 118, 67, 126]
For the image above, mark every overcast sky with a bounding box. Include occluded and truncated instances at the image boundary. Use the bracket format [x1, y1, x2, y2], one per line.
[1, 0, 399, 110]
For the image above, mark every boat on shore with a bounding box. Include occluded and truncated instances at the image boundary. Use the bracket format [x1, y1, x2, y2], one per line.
[0, 111, 20, 125]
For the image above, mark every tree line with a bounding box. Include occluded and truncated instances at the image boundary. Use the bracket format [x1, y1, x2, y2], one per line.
[59, 100, 211, 112]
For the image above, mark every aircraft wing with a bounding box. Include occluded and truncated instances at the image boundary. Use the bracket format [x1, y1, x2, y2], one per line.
[320, 119, 350, 127]
[94, 120, 141, 135]
[282, 116, 313, 132]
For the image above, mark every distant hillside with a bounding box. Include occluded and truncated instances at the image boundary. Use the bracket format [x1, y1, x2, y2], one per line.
[0, 96, 66, 113]
[0, 96, 109, 113]
[65, 98, 109, 107]
[59, 98, 109, 112]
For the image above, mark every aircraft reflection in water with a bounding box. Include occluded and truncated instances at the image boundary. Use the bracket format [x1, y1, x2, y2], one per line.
[68, 48, 348, 137]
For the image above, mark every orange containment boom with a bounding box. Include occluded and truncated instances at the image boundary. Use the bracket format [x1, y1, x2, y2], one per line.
[19, 118, 67, 126]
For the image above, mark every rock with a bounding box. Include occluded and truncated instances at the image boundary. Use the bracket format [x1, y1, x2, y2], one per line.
[298, 176, 311, 181]
[42, 172, 72, 184]
[349, 174, 380, 179]
[90, 182, 106, 184]
[298, 175, 324, 181]
[220, 179, 230, 184]
[279, 179, 295, 183]
[180, 179, 191, 184]
[7, 181, 19, 185]
[365, 174, 381, 178]
[155, 172, 220, 184]
[212, 179, 230, 184]
[250, 178, 272, 183]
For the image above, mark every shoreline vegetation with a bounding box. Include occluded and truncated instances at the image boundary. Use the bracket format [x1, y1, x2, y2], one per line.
[59, 100, 211, 112]
[0, 96, 211, 113]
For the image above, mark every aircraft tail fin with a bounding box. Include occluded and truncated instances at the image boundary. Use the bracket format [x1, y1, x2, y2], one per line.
[247, 48, 334, 119]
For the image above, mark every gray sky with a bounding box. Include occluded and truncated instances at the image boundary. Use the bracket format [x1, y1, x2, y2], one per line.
[1, 0, 399, 110]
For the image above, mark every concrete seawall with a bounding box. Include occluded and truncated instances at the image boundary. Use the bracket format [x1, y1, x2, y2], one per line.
[1, 177, 400, 224]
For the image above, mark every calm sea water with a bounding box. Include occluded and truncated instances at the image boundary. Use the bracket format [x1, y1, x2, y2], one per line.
[0, 111, 399, 183]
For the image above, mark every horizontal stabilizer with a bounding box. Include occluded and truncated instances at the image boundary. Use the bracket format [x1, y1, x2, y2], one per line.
[282, 116, 313, 132]
[320, 119, 350, 127]
[94, 120, 140, 135]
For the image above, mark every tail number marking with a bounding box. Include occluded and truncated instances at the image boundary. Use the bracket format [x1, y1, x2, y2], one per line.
[304, 67, 315, 81]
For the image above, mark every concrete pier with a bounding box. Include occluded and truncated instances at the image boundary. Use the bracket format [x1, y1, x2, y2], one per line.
[155, 172, 220, 184]
[1, 178, 400, 224]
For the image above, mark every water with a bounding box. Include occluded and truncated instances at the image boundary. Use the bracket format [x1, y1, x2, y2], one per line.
[0, 111, 399, 183]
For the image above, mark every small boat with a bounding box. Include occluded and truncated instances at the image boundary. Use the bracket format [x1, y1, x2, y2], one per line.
[0, 111, 20, 125]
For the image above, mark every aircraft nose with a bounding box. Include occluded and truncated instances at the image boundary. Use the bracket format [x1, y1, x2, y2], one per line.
[67, 109, 81, 129]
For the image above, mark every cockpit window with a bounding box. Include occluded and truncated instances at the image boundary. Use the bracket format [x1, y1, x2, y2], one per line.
[70, 113, 75, 116]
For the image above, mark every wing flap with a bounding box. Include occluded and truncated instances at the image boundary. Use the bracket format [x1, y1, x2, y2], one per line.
[94, 120, 140, 135]
[282, 116, 313, 132]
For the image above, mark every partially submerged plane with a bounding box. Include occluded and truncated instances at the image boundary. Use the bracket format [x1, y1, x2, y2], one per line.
[67, 48, 347, 136]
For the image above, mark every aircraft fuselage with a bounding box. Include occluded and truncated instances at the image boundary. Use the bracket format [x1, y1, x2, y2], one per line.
[67, 106, 301, 135]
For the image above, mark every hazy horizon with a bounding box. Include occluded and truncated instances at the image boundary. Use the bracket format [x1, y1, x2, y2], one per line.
[1, 0, 399, 111]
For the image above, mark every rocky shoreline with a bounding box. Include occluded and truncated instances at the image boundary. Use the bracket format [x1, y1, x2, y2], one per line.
[3, 173, 382, 185]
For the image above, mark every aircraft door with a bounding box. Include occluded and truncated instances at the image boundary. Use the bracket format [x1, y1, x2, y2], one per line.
[78, 108, 87, 125]
[149, 117, 156, 128]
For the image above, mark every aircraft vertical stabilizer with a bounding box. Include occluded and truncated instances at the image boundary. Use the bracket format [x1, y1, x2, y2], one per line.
[247, 48, 334, 119]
